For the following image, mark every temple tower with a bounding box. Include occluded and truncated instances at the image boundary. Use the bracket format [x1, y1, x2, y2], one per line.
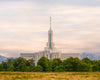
[45, 17, 56, 51]
[48, 17, 53, 49]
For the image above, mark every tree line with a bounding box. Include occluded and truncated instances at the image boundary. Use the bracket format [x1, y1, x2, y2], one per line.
[0, 57, 100, 72]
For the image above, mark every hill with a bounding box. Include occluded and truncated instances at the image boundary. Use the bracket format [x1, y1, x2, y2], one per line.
[81, 53, 100, 60]
[0, 55, 7, 63]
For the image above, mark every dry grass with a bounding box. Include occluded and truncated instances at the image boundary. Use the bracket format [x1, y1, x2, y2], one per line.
[0, 72, 100, 80]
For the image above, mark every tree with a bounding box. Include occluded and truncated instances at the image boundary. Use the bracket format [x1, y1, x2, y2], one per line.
[0, 64, 3, 71]
[97, 60, 100, 71]
[1, 56, 100, 72]
[37, 57, 52, 72]
[33, 65, 43, 72]
[7, 58, 14, 67]
[52, 58, 62, 71]
[77, 61, 90, 72]
[25, 66, 30, 72]
[62, 57, 81, 72]
[61, 57, 90, 72]
[13, 57, 26, 71]
[82, 57, 92, 65]
[92, 64, 99, 72]
[2, 61, 8, 71]
[54, 65, 65, 72]
[21, 63, 26, 72]
[8, 65, 15, 71]
[26, 59, 35, 72]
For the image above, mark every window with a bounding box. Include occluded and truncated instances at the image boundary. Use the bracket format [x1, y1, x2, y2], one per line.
[55, 55, 56, 58]
[49, 33, 52, 49]
[47, 55, 48, 59]
[37, 55, 39, 60]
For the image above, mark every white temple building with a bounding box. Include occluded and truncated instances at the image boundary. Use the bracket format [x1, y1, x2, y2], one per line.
[20, 17, 80, 65]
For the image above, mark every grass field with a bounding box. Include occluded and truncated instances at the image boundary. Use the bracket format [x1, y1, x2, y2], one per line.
[0, 72, 100, 80]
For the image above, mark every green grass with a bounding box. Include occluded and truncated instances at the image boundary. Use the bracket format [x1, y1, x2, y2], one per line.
[0, 72, 100, 80]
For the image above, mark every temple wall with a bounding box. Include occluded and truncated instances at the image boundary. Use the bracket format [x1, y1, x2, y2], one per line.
[20, 53, 35, 60]
[21, 52, 80, 65]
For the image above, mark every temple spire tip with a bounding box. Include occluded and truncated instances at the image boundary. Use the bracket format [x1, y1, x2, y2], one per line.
[50, 16, 51, 30]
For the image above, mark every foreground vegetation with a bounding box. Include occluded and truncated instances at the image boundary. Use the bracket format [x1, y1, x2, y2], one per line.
[0, 72, 100, 80]
[0, 57, 100, 72]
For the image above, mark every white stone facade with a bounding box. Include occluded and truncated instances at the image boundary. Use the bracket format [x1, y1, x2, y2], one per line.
[20, 51, 61, 65]
[20, 17, 80, 65]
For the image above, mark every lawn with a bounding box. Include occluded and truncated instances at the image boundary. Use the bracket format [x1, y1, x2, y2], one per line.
[0, 72, 100, 80]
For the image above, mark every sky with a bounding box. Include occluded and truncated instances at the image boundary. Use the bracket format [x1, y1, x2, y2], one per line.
[0, 0, 100, 57]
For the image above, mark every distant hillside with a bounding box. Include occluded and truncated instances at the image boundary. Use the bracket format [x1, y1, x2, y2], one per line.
[81, 53, 100, 60]
[0, 55, 7, 63]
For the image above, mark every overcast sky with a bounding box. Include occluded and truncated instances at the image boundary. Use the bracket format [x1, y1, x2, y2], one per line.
[0, 0, 100, 57]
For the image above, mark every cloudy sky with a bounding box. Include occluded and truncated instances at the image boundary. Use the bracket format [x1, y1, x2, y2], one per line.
[0, 0, 100, 57]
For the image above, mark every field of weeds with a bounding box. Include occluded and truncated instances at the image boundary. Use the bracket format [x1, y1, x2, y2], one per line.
[0, 72, 100, 80]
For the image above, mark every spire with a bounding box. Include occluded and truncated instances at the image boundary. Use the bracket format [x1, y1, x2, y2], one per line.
[45, 16, 56, 51]
[48, 16, 53, 50]
[50, 16, 51, 30]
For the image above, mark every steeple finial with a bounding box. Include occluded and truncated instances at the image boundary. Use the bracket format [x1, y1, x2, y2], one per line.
[50, 16, 51, 30]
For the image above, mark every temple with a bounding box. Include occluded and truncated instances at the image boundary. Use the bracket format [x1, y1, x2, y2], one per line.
[20, 17, 80, 65]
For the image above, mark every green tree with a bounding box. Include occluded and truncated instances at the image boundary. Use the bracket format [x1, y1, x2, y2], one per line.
[21, 63, 27, 72]
[13, 57, 26, 71]
[2, 61, 8, 71]
[33, 65, 43, 72]
[26, 59, 35, 72]
[54, 65, 65, 72]
[77, 61, 90, 72]
[8, 65, 15, 71]
[26, 59, 34, 66]
[82, 57, 92, 65]
[0, 64, 3, 71]
[25, 66, 30, 72]
[92, 64, 99, 72]
[52, 58, 62, 71]
[37, 57, 52, 72]
[7, 58, 14, 67]
[62, 57, 81, 72]
[97, 60, 100, 71]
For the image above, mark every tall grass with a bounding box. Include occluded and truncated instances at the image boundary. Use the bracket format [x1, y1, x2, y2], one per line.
[0, 72, 100, 80]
